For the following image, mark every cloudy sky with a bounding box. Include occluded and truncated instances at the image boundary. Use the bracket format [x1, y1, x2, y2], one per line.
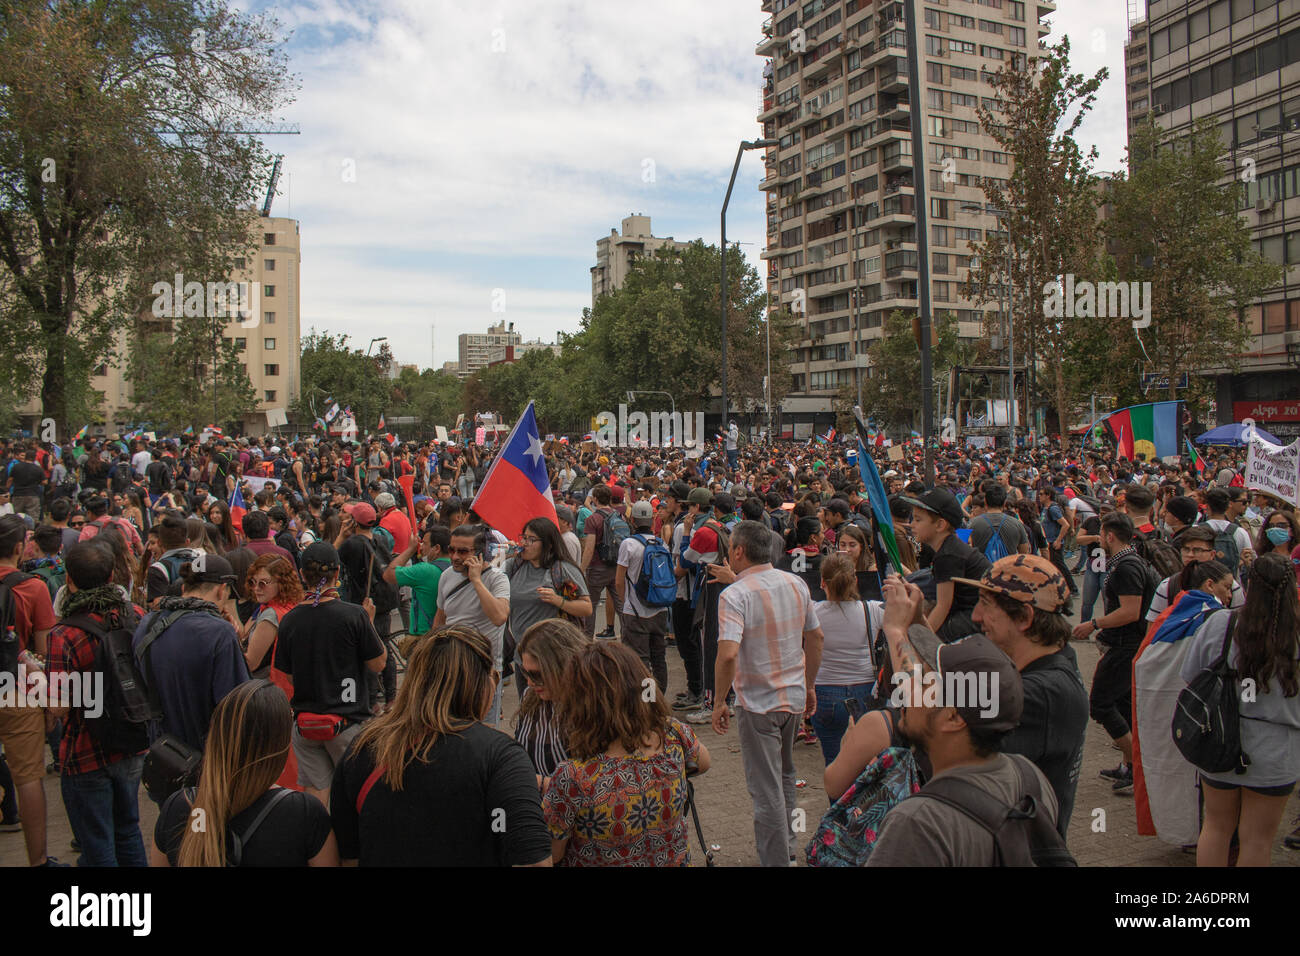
[246, 0, 1135, 371]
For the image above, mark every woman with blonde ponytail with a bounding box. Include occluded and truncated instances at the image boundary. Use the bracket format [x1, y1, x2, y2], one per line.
[150, 680, 337, 867]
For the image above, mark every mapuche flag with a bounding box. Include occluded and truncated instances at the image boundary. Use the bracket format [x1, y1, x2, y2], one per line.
[852, 406, 903, 575]
[471, 401, 557, 541]
[1185, 437, 1205, 477]
[1102, 401, 1180, 461]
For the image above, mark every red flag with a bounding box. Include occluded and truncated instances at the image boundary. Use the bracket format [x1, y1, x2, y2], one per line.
[229, 484, 247, 535]
[398, 473, 418, 536]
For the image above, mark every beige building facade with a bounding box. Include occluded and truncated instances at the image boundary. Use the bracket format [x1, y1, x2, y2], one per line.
[458, 321, 521, 377]
[17, 215, 302, 438]
[591, 215, 692, 304]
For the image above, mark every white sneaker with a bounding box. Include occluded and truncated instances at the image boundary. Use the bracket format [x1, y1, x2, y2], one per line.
[685, 706, 713, 725]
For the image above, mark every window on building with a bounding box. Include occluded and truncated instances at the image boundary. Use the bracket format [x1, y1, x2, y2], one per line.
[264, 390, 277, 403]
[235, 337, 246, 350]
[264, 338, 276, 350]
[93, 363, 108, 377]
[264, 284, 275, 297]
[264, 364, 279, 376]
[233, 257, 246, 270]
[264, 311, 275, 325]
[1210, 0, 1230, 30]
[264, 233, 276, 245]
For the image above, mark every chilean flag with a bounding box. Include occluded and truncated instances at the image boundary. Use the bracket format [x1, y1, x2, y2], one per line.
[229, 484, 248, 534]
[471, 401, 557, 540]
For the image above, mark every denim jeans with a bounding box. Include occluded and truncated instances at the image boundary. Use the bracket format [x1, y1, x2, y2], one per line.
[1079, 566, 1103, 623]
[811, 682, 876, 766]
[60, 754, 148, 867]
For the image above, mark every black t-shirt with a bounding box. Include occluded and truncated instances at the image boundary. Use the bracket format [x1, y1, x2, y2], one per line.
[155, 787, 331, 866]
[338, 534, 378, 604]
[273, 599, 385, 723]
[9, 461, 45, 497]
[329, 722, 551, 867]
[777, 550, 825, 601]
[1001, 644, 1089, 836]
[1100, 553, 1157, 647]
[145, 459, 173, 495]
[930, 533, 991, 617]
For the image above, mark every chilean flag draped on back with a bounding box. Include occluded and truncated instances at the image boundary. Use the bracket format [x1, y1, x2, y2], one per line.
[471, 401, 557, 541]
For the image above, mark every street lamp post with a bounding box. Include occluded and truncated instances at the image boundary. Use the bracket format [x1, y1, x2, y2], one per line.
[903, 0, 935, 487]
[721, 138, 777, 431]
[964, 202, 1015, 452]
[366, 336, 387, 357]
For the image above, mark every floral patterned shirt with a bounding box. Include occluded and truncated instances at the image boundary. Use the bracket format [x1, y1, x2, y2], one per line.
[542, 718, 702, 867]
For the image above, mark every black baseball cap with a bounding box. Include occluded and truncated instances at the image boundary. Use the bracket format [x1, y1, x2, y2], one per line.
[897, 488, 965, 530]
[186, 553, 238, 586]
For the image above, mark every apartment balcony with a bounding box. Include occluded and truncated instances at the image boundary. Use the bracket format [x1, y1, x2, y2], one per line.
[804, 39, 845, 82]
[868, 118, 912, 149]
[757, 30, 780, 56]
[878, 59, 910, 93]
[879, 95, 910, 120]
[880, 143, 914, 174]
[762, 0, 775, 11]
[760, 246, 781, 260]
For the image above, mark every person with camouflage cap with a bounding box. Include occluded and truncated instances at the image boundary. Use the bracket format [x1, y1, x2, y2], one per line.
[956, 553, 1089, 837]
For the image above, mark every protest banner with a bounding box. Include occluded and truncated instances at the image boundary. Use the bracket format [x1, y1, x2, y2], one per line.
[1245, 438, 1300, 507]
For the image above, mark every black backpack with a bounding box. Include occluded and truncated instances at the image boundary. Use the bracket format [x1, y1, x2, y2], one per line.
[61, 607, 154, 755]
[0, 570, 31, 682]
[910, 754, 1077, 866]
[179, 785, 293, 867]
[1173, 611, 1250, 775]
[1134, 525, 1182, 580]
[348, 535, 398, 617]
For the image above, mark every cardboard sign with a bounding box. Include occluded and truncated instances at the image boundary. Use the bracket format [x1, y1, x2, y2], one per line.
[581, 440, 598, 454]
[435, 426, 448, 442]
[887, 445, 905, 462]
[1245, 437, 1300, 507]
[475, 427, 486, 446]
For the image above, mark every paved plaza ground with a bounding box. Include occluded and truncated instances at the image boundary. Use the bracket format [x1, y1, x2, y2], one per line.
[3, 579, 1299, 868]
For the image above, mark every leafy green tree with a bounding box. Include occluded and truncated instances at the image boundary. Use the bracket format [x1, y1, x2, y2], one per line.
[0, 0, 294, 432]
[295, 331, 390, 436]
[564, 241, 799, 417]
[1102, 117, 1284, 411]
[126, 314, 256, 431]
[857, 310, 965, 433]
[971, 37, 1107, 435]
[390, 366, 464, 431]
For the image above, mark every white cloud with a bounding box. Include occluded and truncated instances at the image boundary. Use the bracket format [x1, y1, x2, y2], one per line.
[261, 0, 1130, 371]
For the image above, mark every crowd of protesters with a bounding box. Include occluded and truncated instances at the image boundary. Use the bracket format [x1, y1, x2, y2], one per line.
[0, 424, 1296, 867]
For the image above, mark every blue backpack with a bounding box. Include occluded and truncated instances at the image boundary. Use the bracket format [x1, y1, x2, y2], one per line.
[983, 515, 1011, 563]
[631, 534, 677, 608]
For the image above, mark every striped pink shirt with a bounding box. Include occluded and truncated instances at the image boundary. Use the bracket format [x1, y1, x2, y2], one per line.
[718, 565, 819, 714]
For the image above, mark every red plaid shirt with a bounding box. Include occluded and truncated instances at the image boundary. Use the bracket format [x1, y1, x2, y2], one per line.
[47, 605, 146, 775]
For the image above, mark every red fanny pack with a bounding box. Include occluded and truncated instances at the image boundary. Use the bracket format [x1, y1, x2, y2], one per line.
[295, 712, 347, 741]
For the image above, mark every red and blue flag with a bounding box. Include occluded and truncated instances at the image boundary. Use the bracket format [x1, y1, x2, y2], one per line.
[471, 401, 557, 540]
[229, 484, 247, 534]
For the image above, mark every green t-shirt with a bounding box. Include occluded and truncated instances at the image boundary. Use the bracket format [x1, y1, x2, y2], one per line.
[395, 559, 446, 635]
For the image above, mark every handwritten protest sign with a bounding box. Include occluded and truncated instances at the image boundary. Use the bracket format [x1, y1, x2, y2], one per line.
[1245, 438, 1300, 507]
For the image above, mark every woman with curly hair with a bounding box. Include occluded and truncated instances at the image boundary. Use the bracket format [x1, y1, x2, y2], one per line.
[543, 641, 710, 866]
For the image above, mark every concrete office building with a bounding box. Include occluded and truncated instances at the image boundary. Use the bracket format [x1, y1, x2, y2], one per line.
[17, 215, 302, 438]
[458, 321, 521, 377]
[591, 215, 692, 304]
[1135, 0, 1300, 440]
[757, 0, 1055, 435]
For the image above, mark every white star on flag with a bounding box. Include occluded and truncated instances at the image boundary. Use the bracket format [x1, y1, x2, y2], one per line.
[525, 434, 545, 465]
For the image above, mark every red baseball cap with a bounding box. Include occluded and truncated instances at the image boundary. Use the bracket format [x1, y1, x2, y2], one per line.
[345, 502, 377, 527]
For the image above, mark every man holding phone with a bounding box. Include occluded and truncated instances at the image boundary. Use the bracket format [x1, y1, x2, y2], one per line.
[432, 525, 511, 723]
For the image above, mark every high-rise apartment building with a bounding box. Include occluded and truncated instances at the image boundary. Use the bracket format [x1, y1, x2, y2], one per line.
[757, 0, 1054, 433]
[458, 321, 521, 377]
[17, 215, 302, 437]
[591, 215, 692, 304]
[1138, 0, 1300, 440]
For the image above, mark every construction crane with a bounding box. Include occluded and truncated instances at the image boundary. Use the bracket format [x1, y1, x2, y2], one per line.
[156, 122, 301, 216]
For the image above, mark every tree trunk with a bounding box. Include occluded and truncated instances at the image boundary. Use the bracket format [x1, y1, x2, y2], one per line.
[40, 314, 68, 436]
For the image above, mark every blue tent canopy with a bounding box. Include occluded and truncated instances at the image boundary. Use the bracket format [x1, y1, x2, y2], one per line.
[1194, 422, 1281, 447]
